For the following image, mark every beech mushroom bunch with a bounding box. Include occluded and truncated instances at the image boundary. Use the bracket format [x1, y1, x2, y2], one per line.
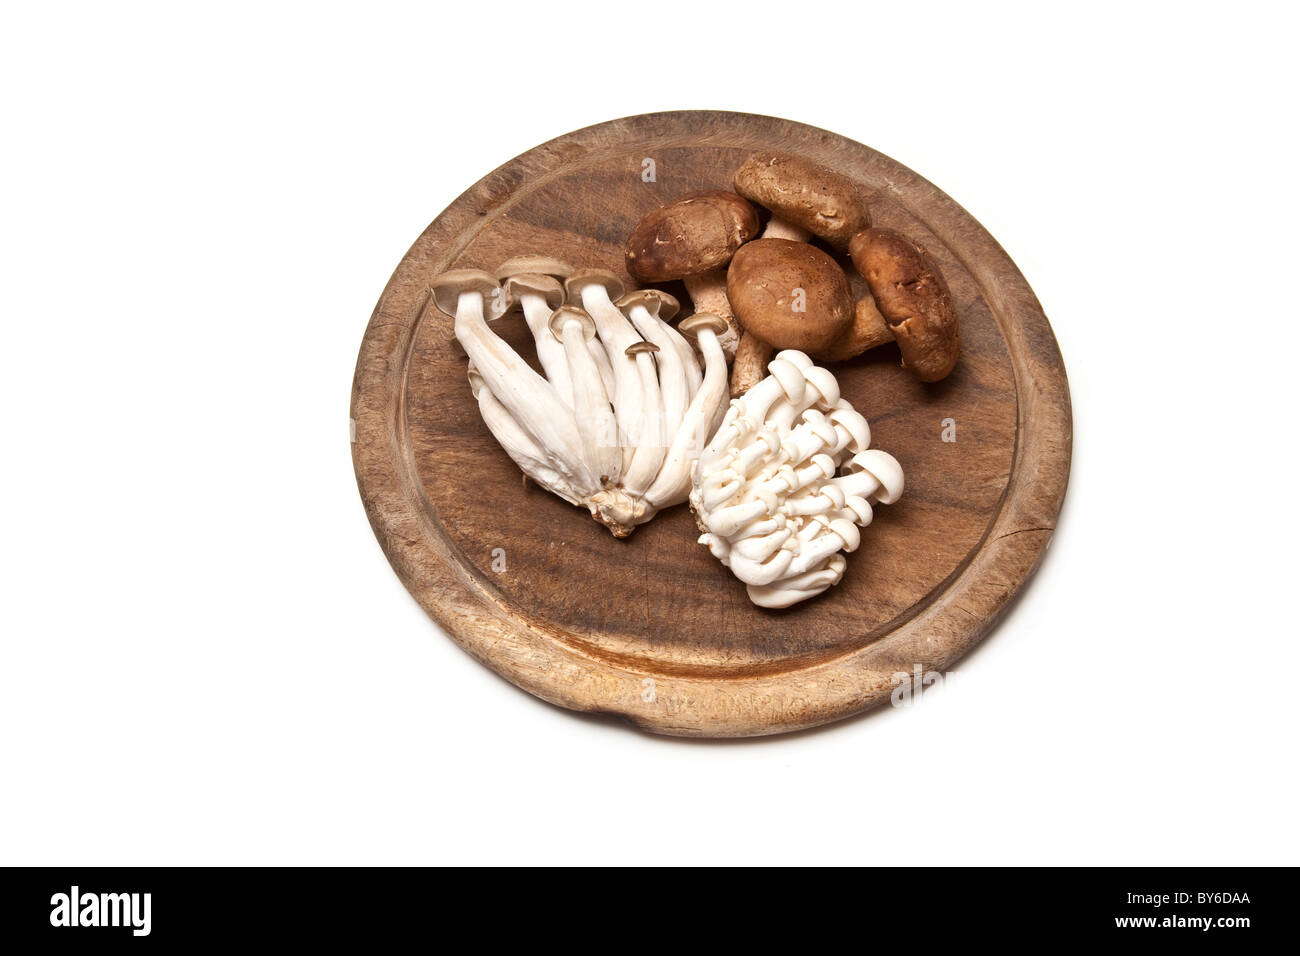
[691, 350, 904, 608]
[431, 259, 730, 538]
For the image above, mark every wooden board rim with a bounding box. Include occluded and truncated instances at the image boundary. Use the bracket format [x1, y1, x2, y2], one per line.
[350, 110, 1073, 737]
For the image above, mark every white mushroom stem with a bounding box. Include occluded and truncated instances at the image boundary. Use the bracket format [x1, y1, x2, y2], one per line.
[662, 322, 703, 400]
[757, 455, 835, 497]
[832, 469, 888, 501]
[621, 345, 666, 496]
[516, 290, 574, 406]
[827, 404, 871, 456]
[699, 473, 742, 512]
[731, 523, 795, 562]
[644, 319, 730, 509]
[552, 309, 621, 486]
[467, 370, 582, 506]
[727, 546, 796, 587]
[532, 294, 618, 410]
[703, 489, 777, 538]
[705, 353, 809, 458]
[624, 302, 690, 441]
[780, 414, 838, 465]
[839, 497, 875, 528]
[788, 523, 857, 574]
[784, 490, 841, 517]
[587, 340, 618, 403]
[839, 449, 905, 504]
[727, 514, 784, 547]
[578, 284, 644, 472]
[758, 218, 812, 243]
[682, 269, 741, 358]
[767, 367, 839, 432]
[746, 556, 846, 610]
[731, 430, 782, 477]
[451, 290, 597, 495]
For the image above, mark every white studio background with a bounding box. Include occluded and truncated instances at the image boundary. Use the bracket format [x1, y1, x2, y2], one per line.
[1, 2, 1296, 866]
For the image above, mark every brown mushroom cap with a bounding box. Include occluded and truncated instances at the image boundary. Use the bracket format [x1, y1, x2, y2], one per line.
[849, 228, 959, 382]
[616, 289, 681, 323]
[677, 312, 730, 339]
[429, 268, 504, 319]
[564, 268, 625, 305]
[502, 273, 564, 313]
[734, 152, 871, 248]
[726, 239, 853, 353]
[495, 255, 575, 282]
[548, 305, 596, 342]
[624, 190, 759, 282]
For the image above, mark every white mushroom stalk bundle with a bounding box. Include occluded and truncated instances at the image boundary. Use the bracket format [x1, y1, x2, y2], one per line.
[690, 351, 904, 608]
[432, 263, 731, 538]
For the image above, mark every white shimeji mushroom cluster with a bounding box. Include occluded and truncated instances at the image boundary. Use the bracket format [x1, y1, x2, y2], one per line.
[690, 350, 905, 608]
[432, 259, 731, 538]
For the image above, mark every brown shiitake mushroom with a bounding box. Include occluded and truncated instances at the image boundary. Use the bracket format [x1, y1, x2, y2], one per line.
[733, 151, 872, 248]
[726, 238, 853, 395]
[624, 190, 760, 359]
[848, 228, 959, 382]
[815, 294, 895, 363]
[727, 152, 873, 394]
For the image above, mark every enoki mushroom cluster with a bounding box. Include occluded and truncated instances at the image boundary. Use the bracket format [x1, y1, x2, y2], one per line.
[432, 259, 730, 538]
[691, 351, 904, 608]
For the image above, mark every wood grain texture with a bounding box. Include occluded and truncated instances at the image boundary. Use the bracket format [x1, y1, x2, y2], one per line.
[350, 111, 1072, 737]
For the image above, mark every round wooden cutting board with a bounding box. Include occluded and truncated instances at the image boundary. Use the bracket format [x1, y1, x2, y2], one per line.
[351, 111, 1071, 737]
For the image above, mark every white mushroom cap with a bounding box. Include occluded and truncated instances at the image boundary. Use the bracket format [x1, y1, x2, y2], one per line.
[768, 358, 809, 405]
[828, 403, 871, 454]
[801, 365, 841, 408]
[845, 449, 905, 505]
